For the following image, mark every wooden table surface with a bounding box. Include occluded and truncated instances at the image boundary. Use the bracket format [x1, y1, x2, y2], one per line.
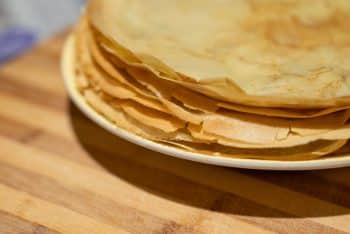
[1, 32, 350, 234]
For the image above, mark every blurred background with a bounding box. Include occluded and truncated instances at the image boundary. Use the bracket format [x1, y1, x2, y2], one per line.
[0, 0, 85, 64]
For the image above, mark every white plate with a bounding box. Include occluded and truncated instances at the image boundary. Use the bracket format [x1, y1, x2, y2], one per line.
[62, 37, 350, 171]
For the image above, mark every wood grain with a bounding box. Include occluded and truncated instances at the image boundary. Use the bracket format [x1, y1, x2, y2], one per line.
[0, 31, 350, 234]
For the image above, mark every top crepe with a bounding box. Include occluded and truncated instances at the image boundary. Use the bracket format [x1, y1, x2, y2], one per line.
[88, 0, 350, 107]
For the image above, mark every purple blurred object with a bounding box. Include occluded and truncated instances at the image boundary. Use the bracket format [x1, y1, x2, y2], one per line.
[0, 27, 37, 64]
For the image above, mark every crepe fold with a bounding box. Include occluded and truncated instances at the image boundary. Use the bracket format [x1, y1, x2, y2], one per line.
[65, 4, 350, 161]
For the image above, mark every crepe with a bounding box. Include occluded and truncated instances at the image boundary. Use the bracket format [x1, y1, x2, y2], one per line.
[74, 19, 350, 150]
[63, 5, 350, 161]
[88, 0, 350, 108]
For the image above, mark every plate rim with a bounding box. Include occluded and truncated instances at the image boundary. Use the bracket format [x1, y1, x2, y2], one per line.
[62, 36, 350, 171]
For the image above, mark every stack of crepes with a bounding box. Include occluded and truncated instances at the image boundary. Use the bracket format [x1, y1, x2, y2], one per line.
[66, 0, 350, 161]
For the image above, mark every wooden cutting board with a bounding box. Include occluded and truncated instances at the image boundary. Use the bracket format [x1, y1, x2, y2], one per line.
[1, 32, 350, 234]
